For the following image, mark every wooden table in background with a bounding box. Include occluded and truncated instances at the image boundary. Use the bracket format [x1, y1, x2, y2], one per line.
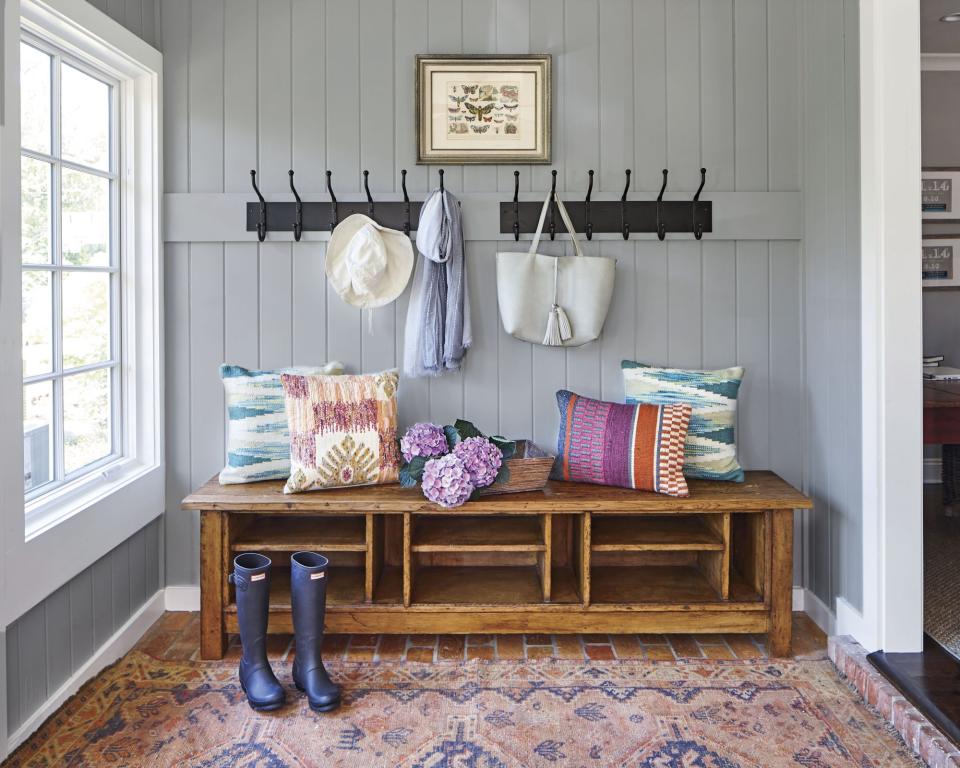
[924, 380, 960, 444]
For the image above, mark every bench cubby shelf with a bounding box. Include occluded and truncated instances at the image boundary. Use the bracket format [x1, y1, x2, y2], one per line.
[185, 471, 811, 659]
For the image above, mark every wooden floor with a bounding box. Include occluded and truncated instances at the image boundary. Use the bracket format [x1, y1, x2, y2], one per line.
[135, 610, 826, 662]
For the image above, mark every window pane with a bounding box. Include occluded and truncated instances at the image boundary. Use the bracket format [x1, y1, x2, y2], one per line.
[61, 63, 110, 171]
[21, 156, 52, 264]
[22, 270, 53, 377]
[23, 380, 53, 492]
[62, 271, 110, 369]
[62, 169, 110, 266]
[20, 43, 51, 154]
[63, 368, 112, 474]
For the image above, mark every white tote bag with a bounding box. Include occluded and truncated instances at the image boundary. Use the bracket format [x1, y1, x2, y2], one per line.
[496, 191, 615, 346]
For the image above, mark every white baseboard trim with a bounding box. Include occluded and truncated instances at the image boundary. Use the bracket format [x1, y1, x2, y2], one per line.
[6, 589, 165, 755]
[925, 457, 943, 484]
[792, 587, 838, 637]
[801, 588, 837, 636]
[164, 584, 200, 611]
[834, 597, 873, 649]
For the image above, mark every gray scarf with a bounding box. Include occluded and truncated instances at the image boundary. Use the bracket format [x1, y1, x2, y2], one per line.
[403, 189, 471, 377]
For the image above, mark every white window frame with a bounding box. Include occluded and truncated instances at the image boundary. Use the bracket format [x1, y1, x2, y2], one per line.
[0, 0, 163, 627]
[20, 30, 124, 511]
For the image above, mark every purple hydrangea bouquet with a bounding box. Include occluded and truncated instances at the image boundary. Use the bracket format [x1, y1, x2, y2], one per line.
[398, 420, 517, 508]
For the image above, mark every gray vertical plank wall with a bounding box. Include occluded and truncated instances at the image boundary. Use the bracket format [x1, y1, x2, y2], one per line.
[156, 0, 861, 617]
[5, 518, 163, 735]
[86, 0, 160, 48]
[800, 0, 863, 611]
[2, 0, 163, 742]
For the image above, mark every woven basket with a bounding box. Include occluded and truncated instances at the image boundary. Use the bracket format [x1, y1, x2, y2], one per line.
[479, 440, 555, 496]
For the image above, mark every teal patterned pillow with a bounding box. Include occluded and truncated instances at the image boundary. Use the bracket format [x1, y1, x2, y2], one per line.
[219, 363, 344, 484]
[621, 361, 745, 482]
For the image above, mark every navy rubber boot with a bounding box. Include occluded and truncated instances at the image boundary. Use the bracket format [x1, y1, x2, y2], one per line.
[229, 553, 286, 712]
[290, 551, 342, 712]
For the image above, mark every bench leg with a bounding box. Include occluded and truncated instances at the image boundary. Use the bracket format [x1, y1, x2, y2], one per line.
[200, 509, 227, 659]
[769, 509, 793, 657]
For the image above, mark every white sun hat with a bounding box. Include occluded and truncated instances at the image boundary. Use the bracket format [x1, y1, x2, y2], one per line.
[325, 214, 414, 309]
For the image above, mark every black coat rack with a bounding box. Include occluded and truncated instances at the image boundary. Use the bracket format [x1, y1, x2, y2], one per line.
[247, 166, 713, 240]
[247, 168, 432, 240]
[500, 168, 712, 240]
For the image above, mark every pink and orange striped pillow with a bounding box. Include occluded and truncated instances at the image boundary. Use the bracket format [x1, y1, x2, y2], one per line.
[553, 390, 692, 497]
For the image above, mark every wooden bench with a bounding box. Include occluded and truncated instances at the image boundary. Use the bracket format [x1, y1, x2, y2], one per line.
[184, 470, 811, 659]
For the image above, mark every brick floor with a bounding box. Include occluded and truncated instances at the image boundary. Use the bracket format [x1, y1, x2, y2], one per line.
[136, 611, 826, 663]
[830, 636, 960, 768]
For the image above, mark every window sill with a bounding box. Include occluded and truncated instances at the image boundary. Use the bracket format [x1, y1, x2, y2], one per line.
[25, 456, 159, 541]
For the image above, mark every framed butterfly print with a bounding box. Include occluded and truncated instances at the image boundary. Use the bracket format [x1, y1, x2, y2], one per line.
[416, 55, 551, 164]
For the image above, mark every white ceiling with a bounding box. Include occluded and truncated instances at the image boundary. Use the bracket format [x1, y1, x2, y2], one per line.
[923, 0, 960, 52]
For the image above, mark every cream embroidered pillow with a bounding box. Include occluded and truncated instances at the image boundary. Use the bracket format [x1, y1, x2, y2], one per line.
[280, 369, 400, 493]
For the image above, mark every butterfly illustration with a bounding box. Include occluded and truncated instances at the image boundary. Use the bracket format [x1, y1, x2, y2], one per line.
[504, 113, 519, 121]
[503, 102, 519, 111]
[465, 102, 496, 119]
[500, 85, 519, 100]
[448, 107, 462, 114]
[483, 116, 493, 123]
[504, 124, 518, 134]
[471, 124, 490, 133]
[464, 115, 476, 122]
[449, 94, 469, 106]
[493, 117, 505, 124]
[461, 85, 478, 95]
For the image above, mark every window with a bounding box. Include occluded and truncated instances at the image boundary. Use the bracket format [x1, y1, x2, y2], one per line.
[20, 33, 121, 502]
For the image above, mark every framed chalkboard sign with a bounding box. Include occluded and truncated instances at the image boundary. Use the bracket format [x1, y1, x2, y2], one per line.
[922, 169, 960, 220]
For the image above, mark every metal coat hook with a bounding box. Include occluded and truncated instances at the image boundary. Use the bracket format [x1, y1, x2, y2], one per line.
[288, 170, 303, 241]
[512, 170, 520, 241]
[363, 170, 374, 218]
[585, 169, 595, 240]
[620, 169, 631, 240]
[549, 169, 558, 240]
[326, 170, 338, 230]
[401, 169, 411, 236]
[250, 169, 266, 242]
[692, 167, 706, 240]
[438, 168, 445, 193]
[656, 169, 668, 241]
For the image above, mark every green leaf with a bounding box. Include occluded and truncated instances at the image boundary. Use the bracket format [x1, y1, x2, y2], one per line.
[490, 436, 517, 460]
[398, 465, 418, 488]
[407, 455, 428, 474]
[443, 424, 461, 450]
[454, 419, 484, 440]
[493, 463, 511, 485]
[399, 456, 428, 487]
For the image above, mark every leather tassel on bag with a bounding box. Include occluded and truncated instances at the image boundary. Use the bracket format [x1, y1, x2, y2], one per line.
[556, 304, 572, 341]
[543, 304, 573, 346]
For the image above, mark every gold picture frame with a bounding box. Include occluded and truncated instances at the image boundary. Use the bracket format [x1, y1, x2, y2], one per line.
[416, 54, 552, 165]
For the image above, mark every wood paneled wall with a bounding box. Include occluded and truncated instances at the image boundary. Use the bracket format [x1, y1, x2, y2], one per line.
[5, 518, 162, 735]
[800, 0, 861, 611]
[86, 0, 159, 48]
[158, 0, 860, 621]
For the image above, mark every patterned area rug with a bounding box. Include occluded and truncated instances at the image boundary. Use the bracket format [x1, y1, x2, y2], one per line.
[6, 651, 920, 767]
